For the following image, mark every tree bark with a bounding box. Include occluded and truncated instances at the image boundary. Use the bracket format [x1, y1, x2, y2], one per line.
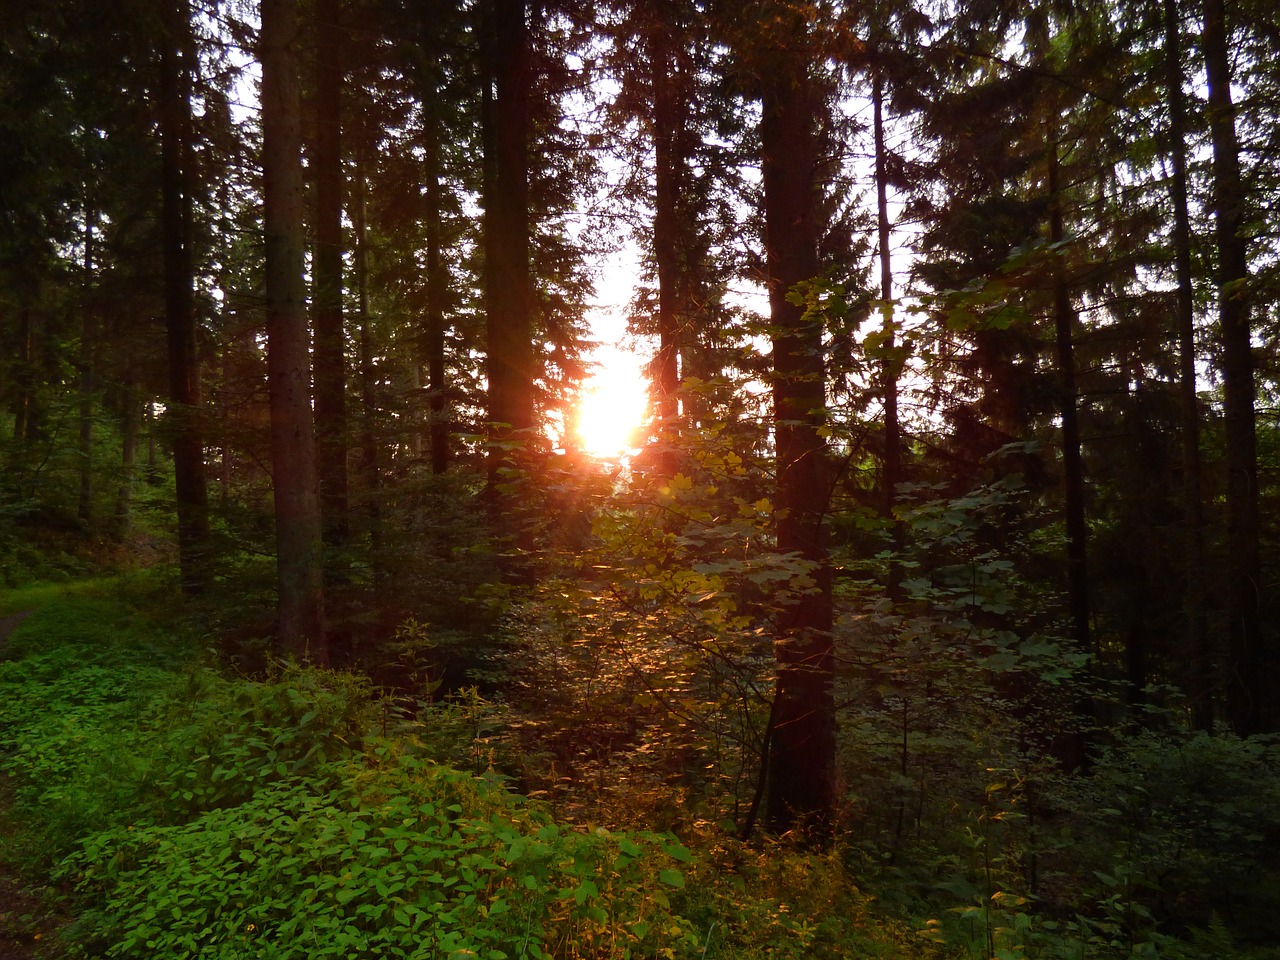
[873, 67, 904, 603]
[261, 0, 327, 663]
[311, 0, 350, 558]
[12, 307, 34, 443]
[650, 25, 684, 475]
[1203, 0, 1265, 734]
[1164, 0, 1212, 729]
[482, 0, 535, 486]
[759, 49, 836, 837]
[424, 104, 450, 475]
[1047, 135, 1091, 660]
[113, 375, 141, 541]
[160, 0, 210, 594]
[354, 137, 384, 586]
[77, 195, 96, 525]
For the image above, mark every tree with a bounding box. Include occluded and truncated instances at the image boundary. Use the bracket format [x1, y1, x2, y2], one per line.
[159, 0, 211, 595]
[311, 0, 351, 561]
[481, 0, 536, 489]
[617, 1, 708, 474]
[1161, 0, 1211, 727]
[1203, 0, 1265, 735]
[1040, 61, 1092, 674]
[872, 60, 905, 601]
[754, 5, 837, 836]
[607, 0, 757, 463]
[261, 0, 327, 663]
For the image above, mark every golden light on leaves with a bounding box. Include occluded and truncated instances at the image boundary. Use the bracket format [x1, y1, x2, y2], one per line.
[573, 346, 649, 459]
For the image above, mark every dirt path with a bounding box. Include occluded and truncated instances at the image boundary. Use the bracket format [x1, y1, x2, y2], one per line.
[0, 611, 70, 959]
[0, 870, 60, 960]
[0, 615, 31, 647]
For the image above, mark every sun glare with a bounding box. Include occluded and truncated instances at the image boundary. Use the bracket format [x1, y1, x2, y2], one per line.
[573, 346, 649, 459]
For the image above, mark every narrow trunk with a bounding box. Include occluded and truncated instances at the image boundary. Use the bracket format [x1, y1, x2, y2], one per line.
[160, 0, 210, 594]
[221, 429, 232, 503]
[874, 68, 904, 603]
[354, 140, 384, 585]
[424, 106, 450, 475]
[146, 401, 158, 483]
[1048, 136, 1091, 659]
[1204, 0, 1265, 734]
[311, 0, 350, 557]
[261, 0, 327, 663]
[759, 54, 835, 837]
[482, 0, 535, 489]
[215, 189, 234, 507]
[77, 201, 96, 525]
[1165, 0, 1212, 728]
[113, 377, 141, 541]
[13, 307, 33, 442]
[650, 26, 682, 474]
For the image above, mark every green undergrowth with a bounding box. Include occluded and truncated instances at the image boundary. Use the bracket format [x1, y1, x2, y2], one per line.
[0, 575, 940, 960]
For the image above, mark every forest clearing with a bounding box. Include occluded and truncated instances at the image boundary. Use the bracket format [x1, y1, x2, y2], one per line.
[2, 0, 1280, 955]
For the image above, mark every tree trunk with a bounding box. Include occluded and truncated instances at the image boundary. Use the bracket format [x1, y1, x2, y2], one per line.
[424, 105, 450, 475]
[650, 25, 683, 475]
[311, 0, 350, 559]
[873, 68, 904, 603]
[12, 307, 34, 443]
[146, 401, 159, 483]
[160, 0, 210, 594]
[1047, 131, 1097, 769]
[354, 137, 384, 587]
[759, 51, 836, 837]
[1203, 0, 1265, 734]
[1164, 0, 1212, 729]
[113, 372, 141, 541]
[482, 0, 535, 488]
[1047, 135, 1091, 660]
[77, 199, 96, 526]
[261, 0, 327, 664]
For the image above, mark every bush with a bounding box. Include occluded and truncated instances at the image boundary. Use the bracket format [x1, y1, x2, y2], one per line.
[1063, 729, 1280, 942]
[67, 757, 698, 960]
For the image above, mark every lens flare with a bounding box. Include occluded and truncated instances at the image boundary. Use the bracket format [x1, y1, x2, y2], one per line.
[573, 348, 648, 459]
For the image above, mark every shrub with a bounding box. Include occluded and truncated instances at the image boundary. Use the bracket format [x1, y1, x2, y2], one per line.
[66, 756, 698, 960]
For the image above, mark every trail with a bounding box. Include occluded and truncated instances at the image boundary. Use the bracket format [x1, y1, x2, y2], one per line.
[0, 611, 69, 959]
[0, 615, 30, 646]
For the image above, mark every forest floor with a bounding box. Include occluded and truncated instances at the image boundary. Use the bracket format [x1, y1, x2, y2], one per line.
[0, 611, 70, 959]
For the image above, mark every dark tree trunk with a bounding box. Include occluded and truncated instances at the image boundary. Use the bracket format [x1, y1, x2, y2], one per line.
[873, 68, 904, 603]
[160, 0, 210, 594]
[113, 372, 141, 541]
[354, 139, 384, 586]
[482, 0, 535, 486]
[1047, 136, 1091, 660]
[261, 0, 327, 664]
[146, 401, 158, 483]
[1165, 0, 1212, 729]
[12, 308, 34, 443]
[1204, 0, 1266, 734]
[77, 203, 95, 525]
[1047, 132, 1097, 770]
[311, 0, 350, 557]
[424, 106, 450, 475]
[759, 52, 836, 838]
[650, 26, 684, 475]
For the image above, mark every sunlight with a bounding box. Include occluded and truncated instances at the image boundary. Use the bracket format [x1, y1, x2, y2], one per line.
[573, 344, 649, 459]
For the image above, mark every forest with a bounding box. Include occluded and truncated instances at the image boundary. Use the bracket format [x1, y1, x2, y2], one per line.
[1, 0, 1279, 956]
